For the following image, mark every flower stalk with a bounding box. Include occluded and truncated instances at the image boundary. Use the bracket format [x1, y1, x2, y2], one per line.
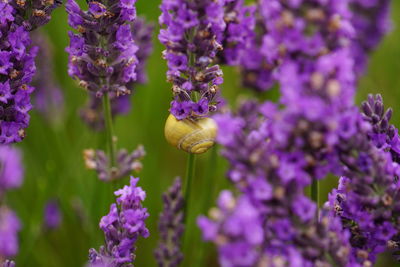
[102, 92, 117, 168]
[184, 153, 196, 224]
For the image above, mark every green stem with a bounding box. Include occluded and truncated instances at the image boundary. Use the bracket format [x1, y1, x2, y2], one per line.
[195, 145, 218, 267]
[181, 153, 195, 266]
[182, 153, 196, 265]
[102, 92, 116, 168]
[311, 179, 319, 217]
[183, 153, 196, 223]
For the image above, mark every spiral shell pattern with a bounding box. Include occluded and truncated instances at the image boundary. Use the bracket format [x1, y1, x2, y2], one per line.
[164, 114, 218, 154]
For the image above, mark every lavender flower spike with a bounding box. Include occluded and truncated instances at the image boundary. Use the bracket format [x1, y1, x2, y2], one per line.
[89, 176, 149, 266]
[0, 0, 61, 144]
[66, 0, 139, 98]
[80, 17, 154, 130]
[0, 5, 35, 143]
[155, 178, 184, 267]
[159, 0, 226, 120]
[327, 95, 400, 264]
[83, 145, 145, 182]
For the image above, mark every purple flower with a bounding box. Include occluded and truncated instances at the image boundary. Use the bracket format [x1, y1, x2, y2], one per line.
[159, 0, 226, 120]
[170, 100, 191, 120]
[0, 207, 21, 258]
[0, 3, 14, 26]
[0, 52, 13, 75]
[89, 177, 149, 266]
[0, 146, 23, 197]
[44, 200, 61, 230]
[154, 178, 184, 267]
[165, 53, 188, 71]
[192, 98, 209, 116]
[0, 82, 12, 104]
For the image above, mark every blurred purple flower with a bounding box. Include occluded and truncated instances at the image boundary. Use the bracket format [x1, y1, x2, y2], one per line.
[218, 0, 256, 66]
[0, 207, 21, 258]
[234, 0, 356, 92]
[0, 146, 23, 197]
[31, 31, 64, 124]
[350, 0, 392, 75]
[44, 200, 62, 230]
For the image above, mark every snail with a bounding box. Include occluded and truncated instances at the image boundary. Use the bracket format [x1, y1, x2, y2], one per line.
[164, 113, 218, 154]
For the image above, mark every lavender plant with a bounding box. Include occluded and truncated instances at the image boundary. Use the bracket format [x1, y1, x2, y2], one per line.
[80, 17, 154, 130]
[89, 177, 149, 266]
[66, 0, 146, 182]
[155, 178, 184, 267]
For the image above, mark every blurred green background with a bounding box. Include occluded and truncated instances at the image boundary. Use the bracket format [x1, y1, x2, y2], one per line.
[4, 1, 400, 266]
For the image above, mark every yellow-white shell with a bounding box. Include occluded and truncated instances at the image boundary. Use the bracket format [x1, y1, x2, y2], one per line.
[164, 114, 218, 154]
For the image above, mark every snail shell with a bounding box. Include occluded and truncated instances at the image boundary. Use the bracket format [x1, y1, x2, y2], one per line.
[164, 114, 218, 154]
